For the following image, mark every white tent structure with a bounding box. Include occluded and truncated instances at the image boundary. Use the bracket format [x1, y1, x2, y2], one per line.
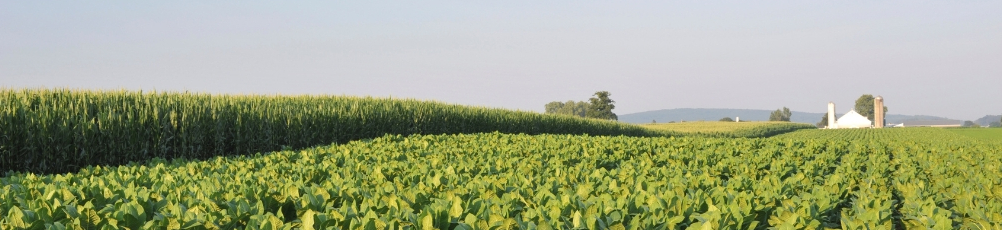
[835, 110, 871, 128]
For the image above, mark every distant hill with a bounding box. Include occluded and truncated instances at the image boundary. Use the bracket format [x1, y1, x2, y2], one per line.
[975, 115, 1002, 126]
[618, 108, 954, 125]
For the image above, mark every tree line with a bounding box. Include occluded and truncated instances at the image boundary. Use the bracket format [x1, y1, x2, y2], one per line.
[545, 91, 618, 120]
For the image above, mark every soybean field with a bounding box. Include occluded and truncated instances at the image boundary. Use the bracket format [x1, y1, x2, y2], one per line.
[946, 128, 1002, 142]
[3, 130, 1000, 229]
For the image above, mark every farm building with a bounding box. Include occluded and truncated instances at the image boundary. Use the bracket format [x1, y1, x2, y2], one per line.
[834, 110, 872, 128]
[826, 102, 873, 129]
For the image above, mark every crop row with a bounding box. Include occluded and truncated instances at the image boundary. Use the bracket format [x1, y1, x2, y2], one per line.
[9, 130, 995, 229]
[0, 88, 670, 174]
[776, 128, 1002, 228]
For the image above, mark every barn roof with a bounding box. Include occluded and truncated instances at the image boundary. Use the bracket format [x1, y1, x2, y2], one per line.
[836, 110, 871, 128]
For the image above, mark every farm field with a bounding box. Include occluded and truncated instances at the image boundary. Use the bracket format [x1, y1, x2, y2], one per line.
[2, 89, 1000, 229]
[5, 0, 999, 229]
[946, 128, 1002, 142]
[3, 129, 1001, 229]
[641, 121, 816, 138]
[0, 88, 670, 175]
[642, 121, 785, 132]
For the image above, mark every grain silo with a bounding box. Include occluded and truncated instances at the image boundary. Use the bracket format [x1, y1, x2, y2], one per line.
[828, 102, 836, 129]
[874, 96, 884, 128]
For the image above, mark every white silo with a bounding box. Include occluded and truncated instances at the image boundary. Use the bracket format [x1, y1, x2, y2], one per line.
[828, 102, 837, 129]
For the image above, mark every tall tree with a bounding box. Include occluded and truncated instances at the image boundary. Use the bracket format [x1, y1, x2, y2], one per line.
[586, 91, 617, 120]
[769, 107, 792, 122]
[854, 94, 888, 122]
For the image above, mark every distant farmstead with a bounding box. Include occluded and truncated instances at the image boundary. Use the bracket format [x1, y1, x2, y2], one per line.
[824, 96, 886, 129]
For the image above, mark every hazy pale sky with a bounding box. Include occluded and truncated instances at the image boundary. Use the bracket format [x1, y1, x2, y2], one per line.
[3, 1, 1000, 120]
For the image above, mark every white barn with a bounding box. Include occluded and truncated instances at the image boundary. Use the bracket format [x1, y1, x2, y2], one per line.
[835, 110, 872, 128]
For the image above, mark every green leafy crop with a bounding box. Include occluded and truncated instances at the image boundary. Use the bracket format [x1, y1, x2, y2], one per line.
[5, 129, 996, 229]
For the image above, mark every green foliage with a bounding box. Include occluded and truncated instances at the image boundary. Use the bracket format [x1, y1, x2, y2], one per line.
[4, 88, 1001, 229]
[3, 127, 1002, 229]
[1, 88, 669, 174]
[544, 101, 563, 114]
[854, 94, 888, 122]
[990, 122, 1002, 128]
[0, 132, 865, 229]
[963, 120, 980, 128]
[855, 94, 875, 120]
[777, 128, 1002, 229]
[768, 107, 791, 122]
[719, 117, 734, 122]
[544, 100, 588, 117]
[586, 91, 617, 120]
[547, 91, 616, 120]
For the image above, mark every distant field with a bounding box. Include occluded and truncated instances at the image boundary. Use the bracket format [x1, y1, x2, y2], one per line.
[641, 121, 816, 138]
[643, 121, 788, 132]
[946, 128, 1002, 141]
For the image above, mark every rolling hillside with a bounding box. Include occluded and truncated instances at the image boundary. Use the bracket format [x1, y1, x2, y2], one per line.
[975, 114, 1002, 126]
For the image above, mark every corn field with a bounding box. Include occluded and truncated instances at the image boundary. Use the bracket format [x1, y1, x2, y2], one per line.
[0, 88, 667, 174]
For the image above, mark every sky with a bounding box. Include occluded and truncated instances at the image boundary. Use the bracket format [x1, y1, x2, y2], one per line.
[2, 1, 1000, 120]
